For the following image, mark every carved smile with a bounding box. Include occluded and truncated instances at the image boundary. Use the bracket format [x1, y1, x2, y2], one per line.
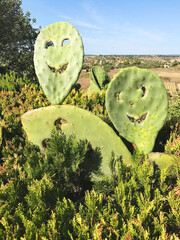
[127, 112, 147, 124]
[47, 62, 68, 73]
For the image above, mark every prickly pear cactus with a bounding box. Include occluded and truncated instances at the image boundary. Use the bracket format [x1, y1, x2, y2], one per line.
[147, 152, 174, 168]
[88, 66, 110, 95]
[106, 67, 168, 154]
[21, 105, 132, 180]
[34, 21, 84, 104]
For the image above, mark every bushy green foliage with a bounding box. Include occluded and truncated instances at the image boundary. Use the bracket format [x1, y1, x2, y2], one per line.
[171, 60, 180, 67]
[0, 0, 39, 77]
[116, 60, 163, 69]
[0, 141, 179, 239]
[165, 124, 180, 156]
[0, 71, 39, 92]
[64, 89, 107, 117]
[0, 84, 109, 166]
[0, 71, 179, 238]
[0, 130, 101, 239]
[167, 96, 180, 127]
[0, 84, 49, 160]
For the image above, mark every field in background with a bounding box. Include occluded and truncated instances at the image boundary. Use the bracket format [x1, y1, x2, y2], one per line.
[78, 55, 180, 96]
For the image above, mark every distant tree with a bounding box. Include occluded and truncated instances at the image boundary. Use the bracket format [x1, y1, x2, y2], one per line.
[172, 60, 180, 67]
[0, 0, 39, 77]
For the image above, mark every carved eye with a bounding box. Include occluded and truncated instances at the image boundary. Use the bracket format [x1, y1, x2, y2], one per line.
[45, 41, 54, 49]
[62, 38, 70, 47]
[138, 85, 147, 97]
[116, 91, 122, 102]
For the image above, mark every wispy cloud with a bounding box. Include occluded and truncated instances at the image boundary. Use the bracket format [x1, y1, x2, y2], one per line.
[61, 15, 102, 30]
[81, 1, 104, 25]
[73, 20, 102, 30]
[120, 23, 163, 42]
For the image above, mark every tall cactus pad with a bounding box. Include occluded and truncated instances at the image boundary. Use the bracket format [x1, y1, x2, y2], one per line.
[21, 105, 132, 179]
[88, 66, 110, 95]
[34, 22, 84, 104]
[106, 67, 168, 154]
[90, 66, 110, 89]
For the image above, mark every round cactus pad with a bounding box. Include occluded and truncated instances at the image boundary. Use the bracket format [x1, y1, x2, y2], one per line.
[21, 105, 132, 180]
[34, 22, 84, 104]
[106, 67, 168, 154]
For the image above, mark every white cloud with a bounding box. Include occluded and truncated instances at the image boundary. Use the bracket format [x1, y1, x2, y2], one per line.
[73, 20, 102, 30]
[81, 1, 104, 25]
[61, 15, 102, 30]
[120, 24, 163, 42]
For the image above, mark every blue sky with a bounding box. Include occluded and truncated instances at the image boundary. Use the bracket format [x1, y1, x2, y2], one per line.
[22, 0, 180, 55]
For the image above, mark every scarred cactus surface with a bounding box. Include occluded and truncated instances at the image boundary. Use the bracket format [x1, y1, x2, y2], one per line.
[21, 105, 132, 180]
[34, 21, 84, 104]
[106, 67, 168, 154]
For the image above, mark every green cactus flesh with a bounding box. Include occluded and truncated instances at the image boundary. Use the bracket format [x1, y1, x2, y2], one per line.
[147, 152, 174, 168]
[34, 22, 84, 104]
[106, 67, 168, 154]
[87, 81, 101, 95]
[88, 66, 110, 95]
[21, 105, 132, 180]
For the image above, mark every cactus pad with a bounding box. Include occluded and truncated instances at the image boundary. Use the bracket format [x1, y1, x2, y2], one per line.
[34, 22, 84, 104]
[21, 105, 132, 179]
[106, 67, 168, 154]
[88, 66, 110, 95]
[148, 152, 174, 168]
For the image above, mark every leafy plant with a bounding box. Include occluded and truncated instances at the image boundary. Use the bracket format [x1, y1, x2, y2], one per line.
[0, 71, 39, 92]
[0, 140, 179, 239]
[0, 0, 39, 78]
[165, 123, 180, 156]
[167, 96, 180, 127]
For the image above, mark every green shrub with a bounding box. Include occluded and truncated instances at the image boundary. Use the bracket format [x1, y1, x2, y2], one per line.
[0, 130, 101, 239]
[167, 96, 180, 127]
[0, 85, 109, 168]
[0, 140, 179, 239]
[0, 85, 50, 160]
[0, 71, 39, 92]
[165, 124, 180, 156]
[64, 89, 107, 116]
[172, 61, 180, 67]
[0, 81, 179, 239]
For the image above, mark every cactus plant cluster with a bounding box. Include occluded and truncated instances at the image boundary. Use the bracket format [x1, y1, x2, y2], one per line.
[21, 21, 172, 179]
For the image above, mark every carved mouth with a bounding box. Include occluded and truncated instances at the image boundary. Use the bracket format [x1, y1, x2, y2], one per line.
[47, 62, 68, 73]
[127, 112, 147, 124]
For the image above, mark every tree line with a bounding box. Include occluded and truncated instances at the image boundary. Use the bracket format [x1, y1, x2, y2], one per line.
[0, 0, 39, 78]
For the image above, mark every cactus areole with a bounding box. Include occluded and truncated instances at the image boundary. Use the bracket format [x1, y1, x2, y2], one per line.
[34, 21, 84, 104]
[106, 67, 168, 154]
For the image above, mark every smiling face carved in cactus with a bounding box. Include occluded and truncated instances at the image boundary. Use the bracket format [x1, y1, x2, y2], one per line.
[34, 22, 84, 104]
[106, 67, 168, 154]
